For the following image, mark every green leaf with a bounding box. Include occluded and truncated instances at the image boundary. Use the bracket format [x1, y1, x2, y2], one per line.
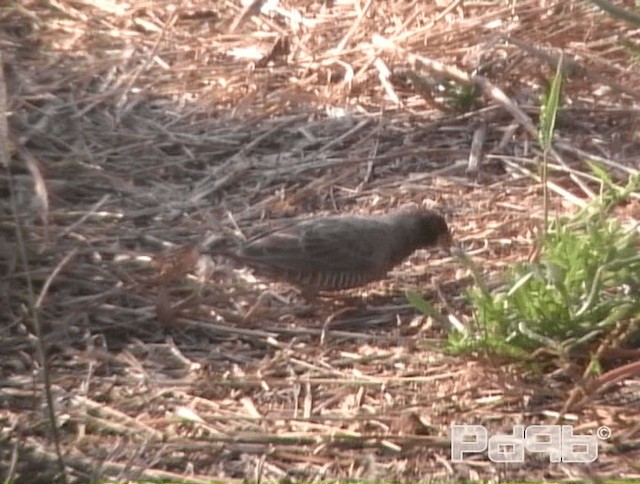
[538, 57, 563, 149]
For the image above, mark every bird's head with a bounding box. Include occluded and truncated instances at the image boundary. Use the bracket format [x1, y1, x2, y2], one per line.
[400, 209, 452, 249]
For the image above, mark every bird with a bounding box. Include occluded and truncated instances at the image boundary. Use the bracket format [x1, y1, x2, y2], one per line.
[211, 208, 451, 294]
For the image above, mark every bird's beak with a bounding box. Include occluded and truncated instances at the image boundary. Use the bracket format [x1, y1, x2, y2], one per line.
[437, 231, 453, 251]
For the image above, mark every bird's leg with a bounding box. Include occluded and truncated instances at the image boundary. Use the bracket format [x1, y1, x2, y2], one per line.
[317, 290, 379, 344]
[319, 305, 359, 345]
[242, 289, 290, 321]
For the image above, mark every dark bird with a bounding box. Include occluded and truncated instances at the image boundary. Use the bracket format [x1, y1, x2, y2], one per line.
[214, 208, 451, 294]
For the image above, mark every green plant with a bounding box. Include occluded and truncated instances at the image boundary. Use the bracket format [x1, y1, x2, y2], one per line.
[538, 53, 563, 230]
[456, 172, 640, 357]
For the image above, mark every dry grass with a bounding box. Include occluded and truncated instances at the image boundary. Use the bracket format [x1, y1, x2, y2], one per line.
[2, 0, 640, 481]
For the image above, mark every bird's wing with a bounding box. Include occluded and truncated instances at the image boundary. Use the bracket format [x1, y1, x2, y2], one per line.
[240, 218, 387, 274]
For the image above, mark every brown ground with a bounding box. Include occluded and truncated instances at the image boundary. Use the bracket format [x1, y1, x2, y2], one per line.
[2, 0, 640, 482]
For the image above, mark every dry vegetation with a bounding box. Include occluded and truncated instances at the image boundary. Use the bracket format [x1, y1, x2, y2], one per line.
[2, 0, 640, 481]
